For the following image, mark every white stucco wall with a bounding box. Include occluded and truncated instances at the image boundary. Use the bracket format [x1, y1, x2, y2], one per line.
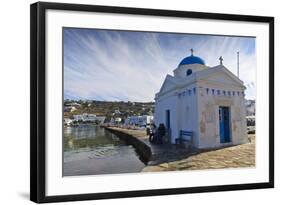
[175, 85, 200, 146]
[196, 80, 247, 148]
[154, 92, 179, 143]
[154, 83, 200, 145]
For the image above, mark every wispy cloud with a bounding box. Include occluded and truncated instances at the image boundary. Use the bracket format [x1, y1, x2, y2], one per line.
[64, 28, 256, 101]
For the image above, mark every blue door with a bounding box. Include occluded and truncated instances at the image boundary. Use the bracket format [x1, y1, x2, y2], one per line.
[165, 110, 170, 129]
[219, 106, 231, 143]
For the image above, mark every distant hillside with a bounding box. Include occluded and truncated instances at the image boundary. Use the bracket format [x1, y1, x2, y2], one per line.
[64, 100, 155, 122]
[64, 99, 255, 122]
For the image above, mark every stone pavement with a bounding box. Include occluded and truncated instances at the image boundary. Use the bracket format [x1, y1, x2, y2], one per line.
[105, 127, 196, 165]
[142, 134, 255, 172]
[106, 127, 255, 172]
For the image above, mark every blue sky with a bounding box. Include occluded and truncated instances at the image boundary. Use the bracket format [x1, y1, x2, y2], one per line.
[64, 28, 256, 102]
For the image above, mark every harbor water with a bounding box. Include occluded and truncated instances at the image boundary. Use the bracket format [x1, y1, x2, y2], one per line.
[63, 125, 145, 176]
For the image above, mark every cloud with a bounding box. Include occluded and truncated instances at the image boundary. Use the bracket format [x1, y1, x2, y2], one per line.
[64, 28, 256, 101]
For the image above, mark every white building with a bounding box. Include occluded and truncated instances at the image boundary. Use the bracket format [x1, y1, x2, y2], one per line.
[110, 117, 122, 124]
[72, 113, 105, 123]
[64, 118, 73, 126]
[154, 50, 247, 149]
[64, 106, 77, 112]
[64, 102, 81, 112]
[95, 116, 106, 124]
[124, 115, 154, 127]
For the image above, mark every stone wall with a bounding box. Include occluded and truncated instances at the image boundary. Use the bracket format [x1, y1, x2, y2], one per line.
[104, 127, 152, 164]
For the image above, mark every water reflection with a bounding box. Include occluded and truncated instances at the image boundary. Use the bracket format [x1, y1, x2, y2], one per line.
[64, 125, 121, 151]
[63, 125, 145, 176]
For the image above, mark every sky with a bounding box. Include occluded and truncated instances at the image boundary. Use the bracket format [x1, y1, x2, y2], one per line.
[64, 28, 256, 102]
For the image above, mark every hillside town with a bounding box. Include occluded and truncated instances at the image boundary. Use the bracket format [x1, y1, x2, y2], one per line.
[64, 99, 255, 134]
[63, 100, 155, 128]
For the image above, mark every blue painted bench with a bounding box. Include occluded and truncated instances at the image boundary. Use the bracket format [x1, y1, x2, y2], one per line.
[175, 130, 193, 145]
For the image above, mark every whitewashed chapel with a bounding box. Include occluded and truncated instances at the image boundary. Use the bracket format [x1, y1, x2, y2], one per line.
[154, 49, 247, 149]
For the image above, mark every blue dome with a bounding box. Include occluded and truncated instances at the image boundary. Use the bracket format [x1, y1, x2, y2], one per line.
[179, 55, 205, 66]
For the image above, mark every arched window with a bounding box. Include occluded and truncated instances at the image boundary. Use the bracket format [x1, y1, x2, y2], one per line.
[186, 69, 192, 76]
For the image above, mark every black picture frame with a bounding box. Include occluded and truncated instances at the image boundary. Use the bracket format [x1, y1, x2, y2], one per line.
[30, 1, 274, 203]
